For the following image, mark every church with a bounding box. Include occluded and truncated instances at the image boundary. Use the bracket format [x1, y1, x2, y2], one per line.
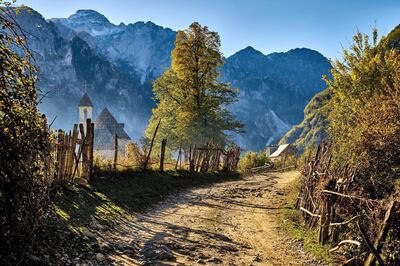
[78, 93, 131, 158]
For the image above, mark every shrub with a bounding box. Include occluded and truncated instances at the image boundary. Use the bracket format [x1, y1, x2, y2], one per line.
[326, 30, 400, 197]
[238, 151, 269, 172]
[0, 4, 51, 263]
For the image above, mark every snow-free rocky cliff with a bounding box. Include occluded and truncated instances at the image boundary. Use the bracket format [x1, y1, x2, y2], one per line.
[14, 8, 331, 150]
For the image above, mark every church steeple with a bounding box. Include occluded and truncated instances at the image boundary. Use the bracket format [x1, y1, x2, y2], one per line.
[78, 93, 93, 131]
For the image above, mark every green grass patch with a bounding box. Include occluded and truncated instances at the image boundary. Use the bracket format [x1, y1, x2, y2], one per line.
[52, 169, 241, 232]
[280, 176, 335, 265]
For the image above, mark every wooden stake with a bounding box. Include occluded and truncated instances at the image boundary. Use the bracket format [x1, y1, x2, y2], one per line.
[159, 138, 167, 172]
[357, 221, 385, 266]
[89, 122, 94, 178]
[143, 119, 161, 170]
[364, 201, 399, 266]
[113, 134, 118, 171]
[175, 143, 182, 170]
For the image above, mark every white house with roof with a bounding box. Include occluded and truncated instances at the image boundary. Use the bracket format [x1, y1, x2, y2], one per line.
[266, 143, 296, 163]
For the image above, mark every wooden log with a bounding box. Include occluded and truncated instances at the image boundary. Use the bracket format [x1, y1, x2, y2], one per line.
[329, 215, 360, 227]
[300, 207, 321, 218]
[329, 239, 361, 252]
[159, 138, 167, 172]
[321, 190, 377, 202]
[113, 134, 118, 171]
[356, 221, 385, 266]
[364, 201, 399, 266]
[143, 119, 161, 170]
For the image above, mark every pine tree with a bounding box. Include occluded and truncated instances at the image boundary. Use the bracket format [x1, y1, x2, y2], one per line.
[145, 22, 243, 151]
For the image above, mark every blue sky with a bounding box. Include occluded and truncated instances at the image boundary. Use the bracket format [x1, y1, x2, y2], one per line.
[18, 0, 400, 59]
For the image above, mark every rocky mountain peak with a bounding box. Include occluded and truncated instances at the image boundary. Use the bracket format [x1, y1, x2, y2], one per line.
[232, 46, 265, 59]
[68, 9, 111, 25]
[53, 9, 121, 36]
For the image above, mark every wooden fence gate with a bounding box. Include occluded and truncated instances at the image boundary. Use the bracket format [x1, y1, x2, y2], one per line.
[52, 118, 94, 182]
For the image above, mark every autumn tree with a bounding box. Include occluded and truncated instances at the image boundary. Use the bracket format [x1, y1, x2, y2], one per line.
[326, 30, 400, 197]
[144, 22, 243, 152]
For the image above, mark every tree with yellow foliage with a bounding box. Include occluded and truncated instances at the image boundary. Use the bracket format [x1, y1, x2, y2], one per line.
[326, 30, 400, 197]
[144, 22, 243, 152]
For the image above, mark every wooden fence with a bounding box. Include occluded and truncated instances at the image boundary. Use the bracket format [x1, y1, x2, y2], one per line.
[51, 119, 94, 182]
[295, 144, 399, 265]
[188, 142, 240, 172]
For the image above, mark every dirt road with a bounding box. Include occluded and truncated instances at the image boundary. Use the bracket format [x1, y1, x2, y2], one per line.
[102, 171, 323, 265]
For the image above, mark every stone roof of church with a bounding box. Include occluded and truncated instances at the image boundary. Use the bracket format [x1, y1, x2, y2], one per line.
[94, 107, 130, 140]
[78, 93, 93, 107]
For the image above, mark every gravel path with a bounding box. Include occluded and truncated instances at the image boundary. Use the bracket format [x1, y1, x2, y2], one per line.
[97, 171, 324, 265]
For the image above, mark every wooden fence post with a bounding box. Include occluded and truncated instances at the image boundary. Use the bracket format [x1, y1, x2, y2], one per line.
[318, 199, 331, 245]
[56, 129, 64, 180]
[82, 119, 94, 180]
[143, 119, 161, 170]
[68, 124, 79, 181]
[113, 134, 118, 171]
[189, 144, 195, 172]
[159, 139, 167, 172]
[89, 121, 94, 178]
[175, 144, 182, 170]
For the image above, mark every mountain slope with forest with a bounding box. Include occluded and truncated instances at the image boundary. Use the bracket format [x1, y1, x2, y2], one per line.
[282, 24, 400, 153]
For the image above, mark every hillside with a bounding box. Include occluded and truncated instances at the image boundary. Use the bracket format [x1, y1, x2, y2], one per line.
[281, 24, 400, 153]
[279, 89, 330, 152]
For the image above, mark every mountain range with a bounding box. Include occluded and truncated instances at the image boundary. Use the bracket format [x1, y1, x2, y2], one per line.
[13, 8, 332, 150]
